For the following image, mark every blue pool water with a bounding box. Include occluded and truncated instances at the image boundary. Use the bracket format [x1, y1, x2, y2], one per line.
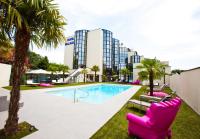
[47, 84, 132, 104]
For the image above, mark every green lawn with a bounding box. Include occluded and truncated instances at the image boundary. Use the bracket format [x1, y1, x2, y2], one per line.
[3, 82, 98, 91]
[0, 122, 37, 139]
[91, 86, 200, 139]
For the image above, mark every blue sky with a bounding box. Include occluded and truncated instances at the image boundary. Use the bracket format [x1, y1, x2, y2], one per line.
[32, 0, 200, 70]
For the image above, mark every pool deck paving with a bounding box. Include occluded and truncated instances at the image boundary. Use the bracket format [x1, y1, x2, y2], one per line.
[0, 84, 141, 139]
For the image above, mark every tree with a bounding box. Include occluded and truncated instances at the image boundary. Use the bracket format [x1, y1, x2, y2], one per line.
[0, 0, 66, 135]
[48, 63, 59, 81]
[0, 39, 14, 64]
[38, 56, 49, 70]
[171, 69, 184, 75]
[120, 68, 130, 82]
[58, 64, 69, 82]
[28, 51, 43, 69]
[137, 58, 166, 96]
[91, 65, 100, 82]
[81, 69, 88, 83]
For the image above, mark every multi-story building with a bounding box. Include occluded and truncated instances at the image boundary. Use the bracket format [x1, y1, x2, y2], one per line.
[112, 38, 120, 72]
[64, 28, 143, 82]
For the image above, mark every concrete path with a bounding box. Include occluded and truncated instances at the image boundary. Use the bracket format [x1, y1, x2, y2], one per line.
[0, 84, 141, 139]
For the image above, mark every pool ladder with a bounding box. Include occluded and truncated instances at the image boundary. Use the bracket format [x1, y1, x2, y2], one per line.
[73, 88, 89, 103]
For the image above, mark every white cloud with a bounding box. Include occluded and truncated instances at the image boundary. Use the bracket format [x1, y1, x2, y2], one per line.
[33, 0, 200, 70]
[56, 0, 143, 16]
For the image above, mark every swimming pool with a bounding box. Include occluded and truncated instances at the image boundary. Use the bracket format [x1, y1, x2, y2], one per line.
[46, 84, 132, 104]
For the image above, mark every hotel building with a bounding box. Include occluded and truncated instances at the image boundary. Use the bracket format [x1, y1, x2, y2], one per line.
[64, 28, 143, 82]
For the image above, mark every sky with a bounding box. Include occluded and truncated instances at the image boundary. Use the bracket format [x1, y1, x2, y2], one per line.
[32, 0, 200, 70]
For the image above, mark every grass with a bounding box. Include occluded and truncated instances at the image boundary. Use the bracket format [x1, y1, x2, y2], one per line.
[3, 82, 98, 91]
[91, 86, 200, 139]
[0, 122, 37, 139]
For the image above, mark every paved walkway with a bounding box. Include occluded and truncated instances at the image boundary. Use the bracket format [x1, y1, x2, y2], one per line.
[0, 84, 141, 139]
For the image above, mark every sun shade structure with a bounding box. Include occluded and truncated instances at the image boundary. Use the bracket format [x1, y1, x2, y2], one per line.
[26, 69, 51, 74]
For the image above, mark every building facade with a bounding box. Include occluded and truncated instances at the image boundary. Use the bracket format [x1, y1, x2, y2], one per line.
[112, 38, 120, 72]
[64, 28, 144, 82]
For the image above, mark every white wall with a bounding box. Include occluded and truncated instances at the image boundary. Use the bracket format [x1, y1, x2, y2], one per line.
[86, 29, 103, 77]
[170, 68, 200, 115]
[64, 44, 74, 69]
[0, 63, 11, 87]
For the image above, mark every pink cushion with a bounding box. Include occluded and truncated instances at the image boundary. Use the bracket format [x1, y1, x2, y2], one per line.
[39, 83, 53, 87]
[148, 92, 168, 98]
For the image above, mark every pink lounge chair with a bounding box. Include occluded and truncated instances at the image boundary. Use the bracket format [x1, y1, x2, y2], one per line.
[39, 83, 53, 87]
[130, 80, 141, 85]
[127, 97, 182, 139]
[148, 91, 169, 98]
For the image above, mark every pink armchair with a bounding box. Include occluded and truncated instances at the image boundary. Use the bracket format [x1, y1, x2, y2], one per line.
[127, 97, 181, 139]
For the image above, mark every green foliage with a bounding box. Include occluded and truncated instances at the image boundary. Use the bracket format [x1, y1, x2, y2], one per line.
[0, 39, 14, 64]
[28, 51, 43, 69]
[91, 65, 100, 81]
[47, 63, 59, 73]
[0, 0, 66, 135]
[37, 56, 49, 70]
[171, 69, 184, 75]
[0, 0, 66, 48]
[120, 68, 130, 82]
[137, 58, 166, 95]
[81, 69, 88, 83]
[102, 75, 108, 82]
[28, 52, 50, 70]
[81, 69, 88, 74]
[120, 68, 130, 76]
[91, 65, 100, 73]
[137, 58, 166, 81]
[58, 64, 69, 73]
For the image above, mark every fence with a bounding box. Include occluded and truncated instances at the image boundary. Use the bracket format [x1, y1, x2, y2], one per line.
[170, 67, 200, 115]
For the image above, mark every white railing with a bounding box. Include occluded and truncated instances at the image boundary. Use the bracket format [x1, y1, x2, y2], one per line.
[73, 88, 89, 103]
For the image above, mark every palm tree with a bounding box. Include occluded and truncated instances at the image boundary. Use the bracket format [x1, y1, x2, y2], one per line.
[120, 68, 130, 82]
[81, 69, 88, 83]
[58, 65, 69, 82]
[137, 58, 166, 96]
[91, 65, 100, 82]
[0, 0, 66, 135]
[48, 63, 59, 81]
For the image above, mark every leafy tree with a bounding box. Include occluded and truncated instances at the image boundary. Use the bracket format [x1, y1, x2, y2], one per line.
[120, 68, 130, 82]
[58, 64, 69, 82]
[38, 56, 49, 70]
[171, 69, 184, 75]
[28, 51, 43, 69]
[137, 58, 166, 96]
[0, 0, 66, 135]
[0, 38, 14, 64]
[81, 69, 88, 83]
[48, 63, 59, 80]
[91, 65, 100, 82]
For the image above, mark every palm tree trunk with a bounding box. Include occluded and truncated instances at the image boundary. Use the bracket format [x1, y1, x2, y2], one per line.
[149, 70, 154, 96]
[94, 71, 96, 82]
[63, 72, 65, 82]
[4, 27, 30, 135]
[124, 75, 126, 82]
